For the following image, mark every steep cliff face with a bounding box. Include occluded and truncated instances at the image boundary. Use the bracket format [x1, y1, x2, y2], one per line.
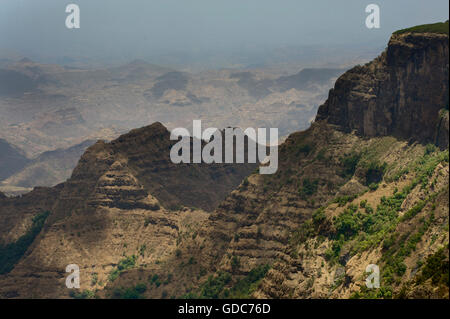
[167, 29, 449, 299]
[316, 32, 449, 148]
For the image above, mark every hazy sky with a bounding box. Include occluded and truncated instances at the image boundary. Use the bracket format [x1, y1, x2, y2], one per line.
[0, 0, 448, 63]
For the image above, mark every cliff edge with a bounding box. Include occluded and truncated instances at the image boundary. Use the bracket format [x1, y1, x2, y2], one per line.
[316, 30, 449, 148]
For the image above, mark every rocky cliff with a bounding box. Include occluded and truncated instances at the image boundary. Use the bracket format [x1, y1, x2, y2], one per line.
[96, 27, 448, 300]
[316, 32, 449, 148]
[169, 27, 449, 299]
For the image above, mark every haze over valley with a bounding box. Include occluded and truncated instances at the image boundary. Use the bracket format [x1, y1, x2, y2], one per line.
[0, 53, 355, 193]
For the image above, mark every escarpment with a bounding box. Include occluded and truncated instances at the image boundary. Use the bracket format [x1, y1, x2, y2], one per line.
[0, 24, 448, 299]
[174, 28, 449, 299]
[316, 32, 449, 148]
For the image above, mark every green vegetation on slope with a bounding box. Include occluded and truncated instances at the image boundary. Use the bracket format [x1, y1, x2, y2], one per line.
[335, 149, 447, 256]
[182, 264, 270, 299]
[108, 255, 137, 282]
[0, 211, 50, 274]
[394, 21, 449, 35]
[289, 146, 449, 298]
[416, 247, 449, 286]
[69, 289, 96, 299]
[112, 283, 147, 299]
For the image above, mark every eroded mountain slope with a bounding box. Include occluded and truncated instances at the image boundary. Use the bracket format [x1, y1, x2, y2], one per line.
[0, 26, 448, 299]
[146, 29, 449, 299]
[0, 122, 256, 298]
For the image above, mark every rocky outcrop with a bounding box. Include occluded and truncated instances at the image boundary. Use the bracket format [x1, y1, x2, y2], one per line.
[316, 32, 449, 148]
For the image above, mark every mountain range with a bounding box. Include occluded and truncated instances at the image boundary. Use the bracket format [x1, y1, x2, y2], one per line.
[0, 59, 345, 193]
[0, 22, 448, 299]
